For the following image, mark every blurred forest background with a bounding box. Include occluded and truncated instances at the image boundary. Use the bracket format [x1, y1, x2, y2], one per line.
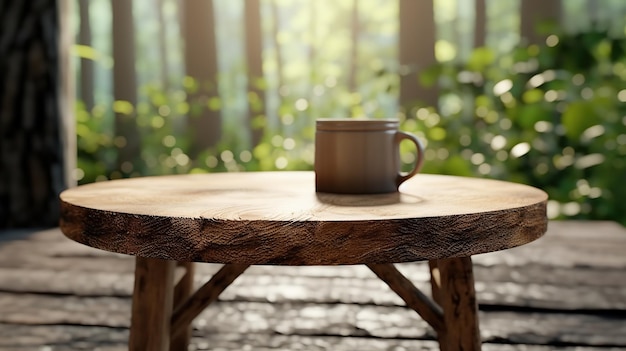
[71, 0, 626, 225]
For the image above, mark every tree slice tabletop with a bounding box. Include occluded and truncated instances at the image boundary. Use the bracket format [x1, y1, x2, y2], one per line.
[59, 171, 548, 265]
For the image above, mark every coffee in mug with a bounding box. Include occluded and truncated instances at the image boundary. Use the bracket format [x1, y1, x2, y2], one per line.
[315, 118, 424, 194]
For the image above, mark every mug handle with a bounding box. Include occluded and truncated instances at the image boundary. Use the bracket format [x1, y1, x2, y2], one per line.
[395, 131, 425, 187]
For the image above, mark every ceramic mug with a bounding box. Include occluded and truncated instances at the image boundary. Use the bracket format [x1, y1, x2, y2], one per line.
[315, 118, 424, 194]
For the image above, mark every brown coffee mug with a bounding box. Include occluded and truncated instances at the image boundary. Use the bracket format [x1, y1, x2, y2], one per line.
[315, 118, 424, 194]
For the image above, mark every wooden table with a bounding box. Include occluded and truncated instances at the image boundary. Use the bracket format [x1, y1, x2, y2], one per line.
[59, 171, 548, 351]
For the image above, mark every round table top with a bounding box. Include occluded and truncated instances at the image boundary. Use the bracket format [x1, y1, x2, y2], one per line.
[59, 171, 548, 265]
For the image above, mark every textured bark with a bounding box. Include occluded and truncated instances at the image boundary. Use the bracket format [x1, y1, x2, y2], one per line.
[398, 0, 438, 109]
[0, 0, 71, 228]
[520, 0, 561, 46]
[244, 0, 265, 148]
[181, 0, 221, 156]
[59, 172, 548, 265]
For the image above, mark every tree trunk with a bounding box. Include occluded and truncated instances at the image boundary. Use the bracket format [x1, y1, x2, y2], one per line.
[181, 0, 221, 157]
[398, 0, 438, 109]
[155, 0, 169, 91]
[348, 0, 359, 94]
[308, 1, 317, 107]
[0, 0, 73, 228]
[271, 0, 284, 95]
[474, 0, 486, 48]
[111, 0, 141, 172]
[587, 0, 599, 24]
[270, 0, 285, 134]
[244, 0, 265, 148]
[521, 0, 561, 46]
[77, 0, 94, 111]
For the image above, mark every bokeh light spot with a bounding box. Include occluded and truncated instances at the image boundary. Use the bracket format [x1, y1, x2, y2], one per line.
[205, 156, 218, 168]
[546, 35, 559, 47]
[275, 157, 288, 169]
[162, 135, 176, 147]
[240, 150, 252, 163]
[511, 142, 530, 158]
[220, 150, 234, 163]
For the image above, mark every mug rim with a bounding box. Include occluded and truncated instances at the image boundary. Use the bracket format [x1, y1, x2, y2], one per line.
[316, 118, 399, 131]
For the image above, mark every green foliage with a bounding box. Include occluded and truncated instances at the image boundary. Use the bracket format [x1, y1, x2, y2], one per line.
[76, 26, 626, 226]
[400, 27, 626, 225]
[75, 76, 316, 182]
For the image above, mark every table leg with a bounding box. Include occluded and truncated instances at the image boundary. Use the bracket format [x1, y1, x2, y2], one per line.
[437, 256, 481, 351]
[170, 263, 249, 340]
[170, 261, 195, 351]
[367, 263, 444, 333]
[428, 260, 448, 351]
[129, 257, 176, 351]
[428, 260, 442, 305]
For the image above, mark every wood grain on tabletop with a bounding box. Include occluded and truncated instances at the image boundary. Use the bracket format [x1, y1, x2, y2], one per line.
[59, 171, 548, 265]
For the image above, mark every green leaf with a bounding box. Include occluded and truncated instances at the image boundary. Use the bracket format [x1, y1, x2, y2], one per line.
[561, 101, 598, 139]
[113, 100, 134, 115]
[253, 142, 271, 160]
[207, 97, 222, 111]
[515, 104, 549, 129]
[522, 89, 544, 104]
[72, 44, 99, 61]
[428, 127, 447, 141]
[441, 155, 473, 177]
[466, 47, 495, 72]
[419, 64, 443, 87]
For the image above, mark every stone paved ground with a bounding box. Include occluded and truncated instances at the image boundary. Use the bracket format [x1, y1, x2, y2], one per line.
[0, 221, 625, 350]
